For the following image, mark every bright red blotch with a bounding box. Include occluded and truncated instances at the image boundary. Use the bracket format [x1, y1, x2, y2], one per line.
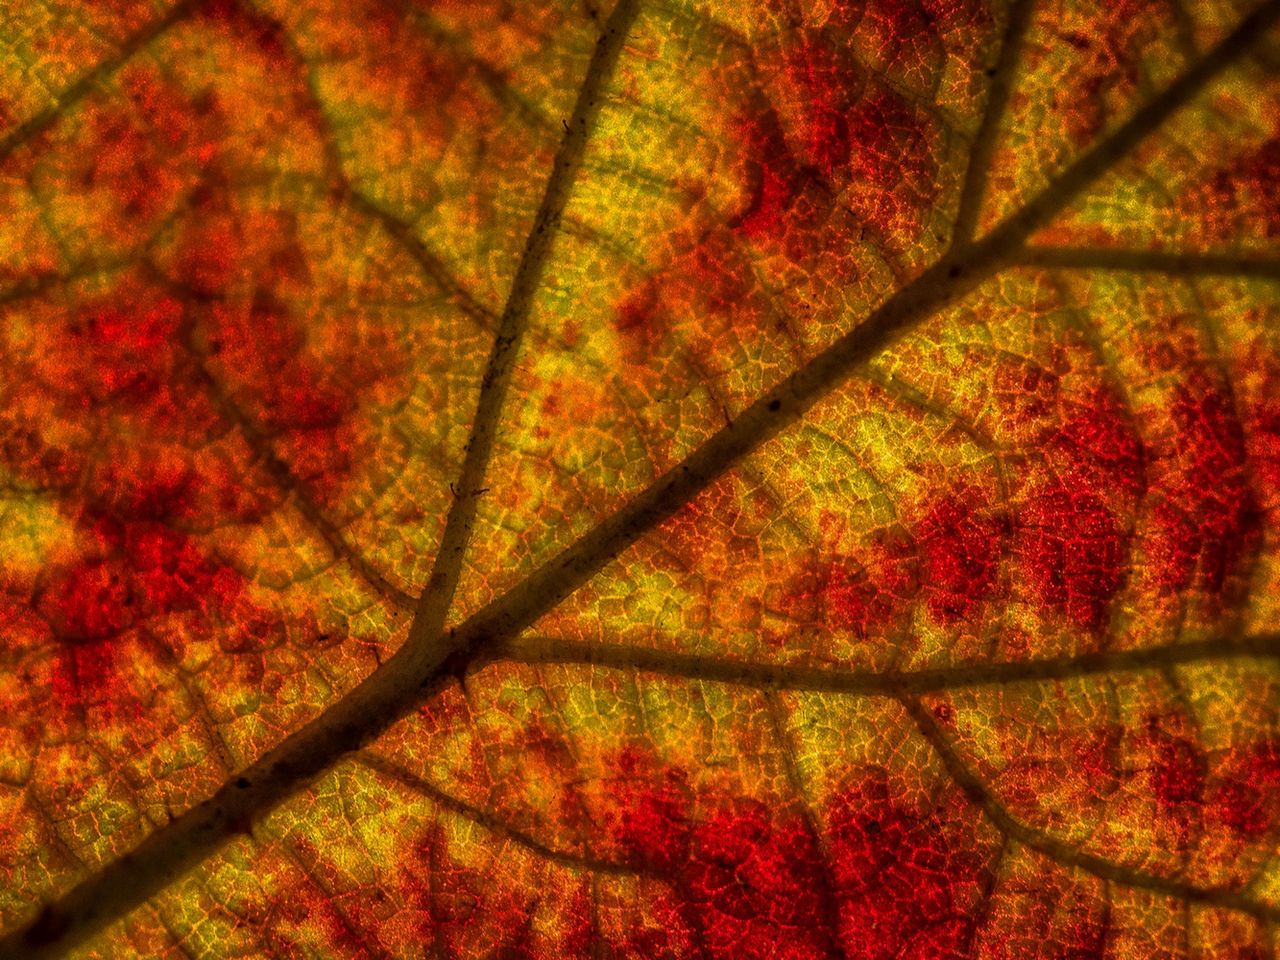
[1, 204, 388, 721]
[781, 493, 1006, 637]
[782, 38, 863, 176]
[602, 751, 993, 959]
[733, 108, 812, 244]
[829, 771, 991, 960]
[1005, 386, 1144, 631]
[685, 805, 837, 960]
[1149, 376, 1261, 597]
[917, 494, 1005, 624]
[844, 90, 937, 234]
[1017, 480, 1126, 631]
[734, 124, 806, 244]
[1047, 390, 1146, 497]
[607, 771, 691, 873]
[1145, 728, 1206, 812]
[45, 559, 132, 644]
[35, 471, 247, 714]
[1214, 740, 1280, 837]
[618, 16, 945, 363]
[774, 16, 938, 238]
[603, 753, 836, 957]
[66, 295, 184, 407]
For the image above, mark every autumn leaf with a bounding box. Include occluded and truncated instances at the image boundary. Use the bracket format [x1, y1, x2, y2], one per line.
[1, 0, 1279, 956]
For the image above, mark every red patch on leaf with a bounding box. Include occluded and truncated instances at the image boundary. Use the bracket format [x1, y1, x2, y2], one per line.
[612, 782, 691, 873]
[1017, 479, 1127, 630]
[613, 217, 774, 361]
[682, 804, 837, 959]
[1005, 385, 1146, 631]
[866, 0, 941, 58]
[601, 752, 996, 959]
[730, 104, 826, 251]
[737, 156, 802, 241]
[561, 885, 597, 957]
[0, 187, 393, 720]
[340, 0, 490, 125]
[1214, 740, 1280, 837]
[80, 67, 220, 221]
[1215, 779, 1269, 837]
[782, 38, 863, 176]
[1231, 136, 1280, 236]
[829, 771, 991, 960]
[1048, 388, 1146, 497]
[782, 491, 1007, 636]
[1148, 375, 1261, 597]
[44, 559, 132, 644]
[862, 0, 991, 75]
[1247, 390, 1280, 513]
[49, 638, 126, 722]
[1148, 732, 1206, 810]
[35, 468, 247, 714]
[917, 493, 1005, 624]
[181, 205, 386, 498]
[780, 536, 919, 640]
[65, 295, 184, 412]
[844, 89, 938, 235]
[604, 748, 692, 871]
[1205, 135, 1280, 239]
[769, 12, 939, 239]
[613, 277, 667, 359]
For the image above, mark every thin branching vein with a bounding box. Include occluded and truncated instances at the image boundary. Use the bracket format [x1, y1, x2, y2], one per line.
[402, 0, 644, 681]
[951, 0, 1034, 246]
[903, 696, 1280, 923]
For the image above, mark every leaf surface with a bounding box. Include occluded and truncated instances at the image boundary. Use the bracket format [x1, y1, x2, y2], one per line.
[1, 0, 1279, 957]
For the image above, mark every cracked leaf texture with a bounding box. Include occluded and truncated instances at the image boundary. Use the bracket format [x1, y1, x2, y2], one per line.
[1, 0, 1279, 957]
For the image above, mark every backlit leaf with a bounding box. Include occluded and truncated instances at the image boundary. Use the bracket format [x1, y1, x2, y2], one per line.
[1, 0, 1279, 957]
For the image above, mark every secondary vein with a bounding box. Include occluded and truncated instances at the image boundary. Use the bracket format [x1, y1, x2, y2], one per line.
[491, 632, 1280, 694]
[402, 0, 645, 688]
